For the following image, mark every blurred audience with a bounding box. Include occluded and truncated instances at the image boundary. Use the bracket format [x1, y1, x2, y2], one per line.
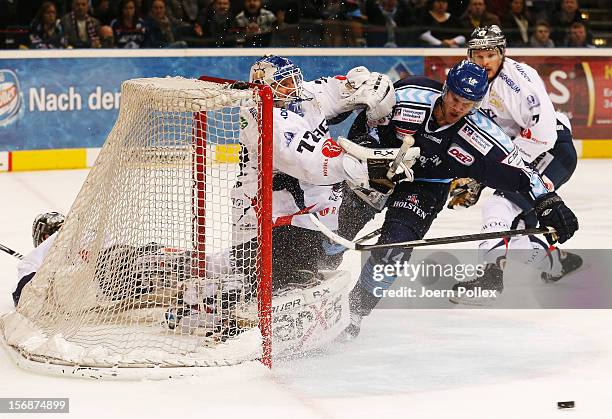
[93, 0, 115, 25]
[419, 0, 465, 47]
[2, 0, 609, 48]
[143, 0, 187, 47]
[549, 0, 586, 44]
[459, 0, 500, 35]
[29, 1, 68, 48]
[98, 24, 114, 46]
[232, 0, 276, 47]
[564, 21, 595, 47]
[61, 0, 101, 48]
[321, 0, 367, 47]
[501, 0, 532, 46]
[529, 19, 555, 47]
[365, 0, 415, 48]
[110, 0, 146, 48]
[195, 0, 234, 46]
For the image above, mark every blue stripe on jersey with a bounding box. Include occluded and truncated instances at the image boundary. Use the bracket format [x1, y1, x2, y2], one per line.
[395, 85, 439, 106]
[467, 111, 515, 153]
[465, 112, 549, 199]
[414, 178, 453, 183]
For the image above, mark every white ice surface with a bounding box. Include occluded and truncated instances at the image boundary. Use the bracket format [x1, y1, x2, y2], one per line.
[1, 160, 612, 418]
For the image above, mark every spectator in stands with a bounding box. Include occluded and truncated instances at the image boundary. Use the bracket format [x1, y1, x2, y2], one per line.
[232, 0, 276, 47]
[459, 0, 500, 35]
[111, 0, 146, 47]
[143, 0, 187, 47]
[501, 0, 532, 47]
[166, 0, 201, 36]
[93, 0, 115, 25]
[29, 1, 68, 48]
[196, 0, 235, 46]
[419, 0, 465, 47]
[61, 0, 102, 47]
[98, 24, 114, 46]
[267, 0, 301, 46]
[321, 0, 368, 47]
[485, 0, 509, 18]
[549, 0, 585, 44]
[564, 21, 595, 47]
[1, 0, 19, 29]
[365, 0, 415, 47]
[529, 19, 554, 47]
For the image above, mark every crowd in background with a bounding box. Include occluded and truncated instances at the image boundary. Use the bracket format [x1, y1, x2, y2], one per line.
[0, 0, 608, 49]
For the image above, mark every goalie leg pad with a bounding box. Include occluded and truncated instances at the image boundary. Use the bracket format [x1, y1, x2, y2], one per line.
[272, 270, 352, 355]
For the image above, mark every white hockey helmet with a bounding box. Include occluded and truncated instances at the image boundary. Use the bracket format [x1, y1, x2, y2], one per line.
[467, 25, 507, 58]
[249, 55, 304, 104]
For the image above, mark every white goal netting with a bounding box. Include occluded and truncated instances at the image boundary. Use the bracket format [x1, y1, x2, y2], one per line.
[1, 77, 273, 377]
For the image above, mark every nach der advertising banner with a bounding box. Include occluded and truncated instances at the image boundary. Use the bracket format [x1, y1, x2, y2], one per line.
[0, 53, 422, 152]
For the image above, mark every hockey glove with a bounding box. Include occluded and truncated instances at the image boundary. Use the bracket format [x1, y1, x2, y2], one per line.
[534, 192, 578, 245]
[447, 178, 484, 209]
[339, 136, 419, 194]
[344, 67, 395, 124]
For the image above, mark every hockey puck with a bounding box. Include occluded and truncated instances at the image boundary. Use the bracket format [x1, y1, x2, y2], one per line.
[557, 401, 575, 409]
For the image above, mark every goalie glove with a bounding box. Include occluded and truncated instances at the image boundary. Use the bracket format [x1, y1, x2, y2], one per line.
[534, 192, 578, 245]
[339, 136, 419, 194]
[343, 67, 395, 124]
[447, 178, 484, 209]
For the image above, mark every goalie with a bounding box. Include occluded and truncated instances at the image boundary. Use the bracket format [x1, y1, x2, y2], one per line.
[206, 55, 419, 293]
[175, 56, 420, 348]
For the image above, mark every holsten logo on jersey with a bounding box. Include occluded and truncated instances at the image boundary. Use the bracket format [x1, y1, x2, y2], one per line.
[393, 107, 426, 124]
[458, 124, 493, 155]
[0, 69, 22, 126]
[447, 144, 475, 166]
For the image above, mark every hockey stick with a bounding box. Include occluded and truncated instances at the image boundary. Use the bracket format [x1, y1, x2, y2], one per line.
[310, 214, 556, 251]
[0, 243, 24, 260]
[386, 135, 415, 179]
[355, 227, 557, 251]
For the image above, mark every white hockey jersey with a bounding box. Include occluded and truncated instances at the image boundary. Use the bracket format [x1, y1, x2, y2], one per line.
[236, 76, 369, 234]
[17, 232, 58, 280]
[479, 57, 557, 163]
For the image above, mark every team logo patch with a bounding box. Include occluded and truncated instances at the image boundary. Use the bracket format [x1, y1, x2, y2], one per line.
[0, 69, 21, 126]
[458, 124, 493, 155]
[526, 95, 539, 110]
[393, 108, 426, 124]
[284, 131, 295, 146]
[447, 144, 475, 166]
[321, 139, 342, 158]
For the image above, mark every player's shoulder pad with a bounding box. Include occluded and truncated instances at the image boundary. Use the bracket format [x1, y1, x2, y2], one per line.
[394, 76, 442, 107]
[462, 110, 515, 155]
[498, 58, 542, 98]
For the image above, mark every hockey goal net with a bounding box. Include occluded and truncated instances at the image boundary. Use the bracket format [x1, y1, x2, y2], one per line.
[1, 76, 273, 378]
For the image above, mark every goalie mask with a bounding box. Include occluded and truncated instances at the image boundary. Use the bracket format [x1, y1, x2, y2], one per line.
[32, 211, 65, 247]
[442, 60, 488, 111]
[467, 25, 507, 59]
[249, 55, 304, 105]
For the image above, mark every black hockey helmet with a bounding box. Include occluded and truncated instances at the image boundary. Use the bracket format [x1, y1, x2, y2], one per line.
[32, 211, 65, 247]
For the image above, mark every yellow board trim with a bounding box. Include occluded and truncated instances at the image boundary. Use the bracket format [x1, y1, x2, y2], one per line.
[11, 148, 87, 171]
[214, 144, 240, 163]
[581, 140, 612, 158]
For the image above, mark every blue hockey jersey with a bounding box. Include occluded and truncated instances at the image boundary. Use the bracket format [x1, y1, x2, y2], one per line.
[350, 76, 550, 201]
